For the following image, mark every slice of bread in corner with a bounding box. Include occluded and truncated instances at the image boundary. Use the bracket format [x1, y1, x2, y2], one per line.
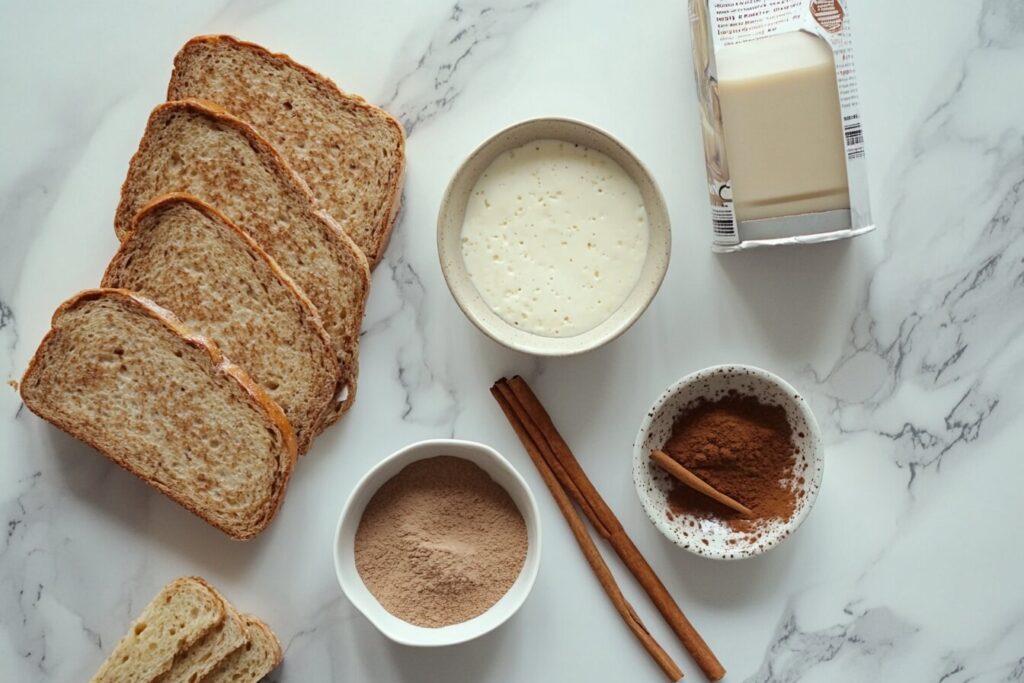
[154, 600, 248, 683]
[20, 289, 296, 539]
[89, 577, 224, 683]
[200, 615, 283, 683]
[168, 34, 406, 266]
[114, 99, 369, 422]
[105, 194, 340, 452]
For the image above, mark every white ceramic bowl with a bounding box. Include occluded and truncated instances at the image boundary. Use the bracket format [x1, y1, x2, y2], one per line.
[632, 365, 823, 560]
[437, 117, 671, 356]
[334, 439, 542, 646]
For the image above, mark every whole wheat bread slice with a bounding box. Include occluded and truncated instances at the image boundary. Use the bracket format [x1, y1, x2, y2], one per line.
[114, 99, 369, 423]
[90, 577, 225, 683]
[20, 289, 296, 539]
[105, 194, 340, 453]
[168, 35, 406, 266]
[154, 600, 247, 683]
[200, 615, 282, 683]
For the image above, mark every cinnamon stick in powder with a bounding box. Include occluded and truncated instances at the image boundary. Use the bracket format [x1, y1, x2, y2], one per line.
[650, 449, 753, 518]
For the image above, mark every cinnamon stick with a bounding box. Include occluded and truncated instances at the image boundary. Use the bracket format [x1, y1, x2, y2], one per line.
[650, 450, 753, 517]
[490, 386, 683, 681]
[497, 376, 726, 682]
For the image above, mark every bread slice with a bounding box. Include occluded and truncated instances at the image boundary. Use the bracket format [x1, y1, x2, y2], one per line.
[168, 35, 406, 266]
[154, 601, 247, 683]
[104, 194, 339, 453]
[201, 615, 282, 683]
[114, 99, 369, 422]
[20, 289, 296, 539]
[90, 577, 225, 683]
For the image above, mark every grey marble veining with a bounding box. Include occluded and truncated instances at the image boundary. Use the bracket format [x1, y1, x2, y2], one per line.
[2, 0, 1023, 681]
[747, 604, 919, 682]
[385, 1, 544, 135]
[818, 0, 1024, 483]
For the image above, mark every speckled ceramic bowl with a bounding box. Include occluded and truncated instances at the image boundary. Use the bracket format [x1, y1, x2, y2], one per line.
[437, 117, 671, 356]
[633, 365, 823, 560]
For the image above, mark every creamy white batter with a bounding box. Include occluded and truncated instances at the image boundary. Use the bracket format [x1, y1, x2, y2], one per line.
[460, 140, 649, 337]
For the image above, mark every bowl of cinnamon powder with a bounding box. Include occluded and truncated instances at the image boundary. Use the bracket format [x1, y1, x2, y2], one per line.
[633, 365, 823, 559]
[334, 439, 542, 646]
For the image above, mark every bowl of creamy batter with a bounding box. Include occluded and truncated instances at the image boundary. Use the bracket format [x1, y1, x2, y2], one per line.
[438, 118, 670, 355]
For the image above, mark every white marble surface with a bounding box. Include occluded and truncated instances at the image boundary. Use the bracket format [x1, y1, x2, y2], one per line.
[2, 1, 1023, 680]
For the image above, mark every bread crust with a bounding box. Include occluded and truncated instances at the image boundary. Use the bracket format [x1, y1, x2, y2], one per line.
[168, 34, 407, 267]
[20, 289, 296, 539]
[114, 99, 370, 419]
[311, 206, 363, 427]
[200, 614, 282, 683]
[105, 193, 343, 453]
[152, 584, 248, 683]
[243, 615, 283, 669]
[90, 576, 226, 683]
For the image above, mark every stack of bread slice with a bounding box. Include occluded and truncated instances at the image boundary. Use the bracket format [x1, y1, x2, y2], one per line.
[167, 35, 405, 267]
[90, 576, 282, 683]
[21, 36, 405, 538]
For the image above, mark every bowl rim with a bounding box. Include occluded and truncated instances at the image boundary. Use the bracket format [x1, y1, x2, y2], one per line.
[333, 438, 542, 646]
[632, 364, 824, 560]
[436, 116, 671, 357]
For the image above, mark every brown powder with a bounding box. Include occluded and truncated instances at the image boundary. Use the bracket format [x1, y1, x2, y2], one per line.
[354, 456, 528, 628]
[665, 392, 800, 534]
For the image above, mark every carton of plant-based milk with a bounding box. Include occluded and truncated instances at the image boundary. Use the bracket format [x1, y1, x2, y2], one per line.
[689, 0, 874, 252]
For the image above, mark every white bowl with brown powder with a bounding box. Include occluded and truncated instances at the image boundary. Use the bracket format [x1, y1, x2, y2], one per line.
[334, 439, 542, 646]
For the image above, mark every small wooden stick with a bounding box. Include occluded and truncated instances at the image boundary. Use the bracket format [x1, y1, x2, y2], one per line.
[650, 450, 753, 517]
[491, 386, 683, 681]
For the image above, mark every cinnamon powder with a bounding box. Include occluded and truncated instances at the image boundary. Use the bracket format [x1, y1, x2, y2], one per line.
[354, 456, 528, 628]
[664, 393, 801, 534]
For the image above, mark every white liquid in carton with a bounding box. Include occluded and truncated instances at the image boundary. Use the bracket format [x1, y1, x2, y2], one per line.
[689, 0, 874, 251]
[718, 32, 849, 223]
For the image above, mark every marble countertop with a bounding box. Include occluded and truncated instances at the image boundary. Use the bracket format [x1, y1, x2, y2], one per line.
[3, 1, 1023, 681]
